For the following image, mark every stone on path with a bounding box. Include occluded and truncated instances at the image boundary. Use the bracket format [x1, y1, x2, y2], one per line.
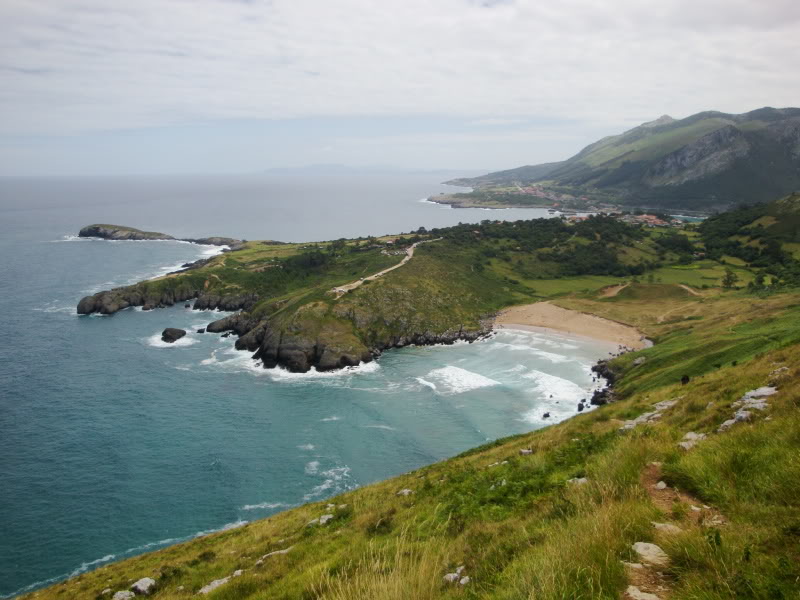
[112, 592, 135, 600]
[652, 522, 683, 535]
[625, 585, 662, 600]
[632, 542, 670, 568]
[396, 488, 414, 496]
[443, 573, 460, 583]
[679, 431, 707, 451]
[654, 481, 667, 490]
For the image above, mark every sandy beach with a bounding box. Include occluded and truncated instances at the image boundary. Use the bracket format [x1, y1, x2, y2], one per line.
[495, 302, 649, 350]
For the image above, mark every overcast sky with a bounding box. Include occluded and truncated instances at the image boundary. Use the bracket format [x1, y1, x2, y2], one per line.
[1, 0, 798, 176]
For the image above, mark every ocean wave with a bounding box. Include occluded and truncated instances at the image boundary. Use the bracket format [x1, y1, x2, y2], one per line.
[303, 466, 353, 501]
[31, 302, 75, 314]
[363, 424, 396, 431]
[415, 377, 437, 391]
[425, 365, 500, 394]
[241, 501, 288, 511]
[266, 360, 381, 381]
[305, 460, 320, 474]
[297, 443, 315, 450]
[320, 416, 341, 422]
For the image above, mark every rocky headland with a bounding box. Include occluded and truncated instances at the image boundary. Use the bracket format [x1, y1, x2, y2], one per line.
[76, 224, 491, 372]
[79, 224, 247, 251]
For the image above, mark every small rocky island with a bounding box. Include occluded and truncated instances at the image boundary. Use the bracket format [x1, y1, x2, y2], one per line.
[79, 224, 246, 249]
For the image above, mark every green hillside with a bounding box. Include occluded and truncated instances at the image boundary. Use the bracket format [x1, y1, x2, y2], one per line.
[33, 280, 800, 599]
[449, 108, 800, 211]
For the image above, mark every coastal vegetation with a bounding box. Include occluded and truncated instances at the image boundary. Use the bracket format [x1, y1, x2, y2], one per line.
[38, 258, 800, 599]
[46, 192, 800, 598]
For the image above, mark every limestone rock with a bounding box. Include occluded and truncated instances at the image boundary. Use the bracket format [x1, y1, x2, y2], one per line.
[652, 522, 683, 535]
[112, 592, 135, 600]
[161, 328, 186, 343]
[319, 514, 334, 525]
[654, 481, 667, 490]
[443, 573, 460, 583]
[397, 488, 414, 496]
[625, 585, 662, 600]
[567, 477, 588, 485]
[632, 542, 670, 567]
[519, 448, 533, 456]
[130, 577, 156, 595]
[459, 576, 470, 585]
[198, 577, 230, 595]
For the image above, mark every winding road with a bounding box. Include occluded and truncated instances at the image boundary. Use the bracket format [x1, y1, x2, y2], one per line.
[330, 238, 442, 298]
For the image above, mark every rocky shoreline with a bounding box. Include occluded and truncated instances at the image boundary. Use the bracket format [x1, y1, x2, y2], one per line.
[77, 282, 491, 373]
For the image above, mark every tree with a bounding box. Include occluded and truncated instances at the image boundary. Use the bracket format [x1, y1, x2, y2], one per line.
[721, 268, 739, 289]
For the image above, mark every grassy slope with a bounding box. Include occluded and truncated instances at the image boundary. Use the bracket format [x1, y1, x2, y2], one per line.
[31, 281, 800, 600]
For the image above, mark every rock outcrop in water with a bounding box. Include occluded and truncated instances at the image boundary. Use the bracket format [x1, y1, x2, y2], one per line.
[78, 224, 245, 250]
[79, 224, 174, 241]
[161, 328, 186, 343]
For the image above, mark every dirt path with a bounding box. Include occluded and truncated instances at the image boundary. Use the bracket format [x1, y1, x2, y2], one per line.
[623, 463, 726, 599]
[677, 284, 702, 297]
[600, 283, 630, 298]
[330, 238, 441, 298]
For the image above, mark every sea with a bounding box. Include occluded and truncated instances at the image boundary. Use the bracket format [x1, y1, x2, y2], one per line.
[0, 171, 615, 597]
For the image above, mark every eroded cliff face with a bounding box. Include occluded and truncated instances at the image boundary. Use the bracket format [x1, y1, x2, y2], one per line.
[644, 125, 751, 187]
[77, 281, 489, 373]
[76, 285, 258, 314]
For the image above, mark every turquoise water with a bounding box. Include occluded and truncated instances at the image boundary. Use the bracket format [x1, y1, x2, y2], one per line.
[0, 174, 613, 597]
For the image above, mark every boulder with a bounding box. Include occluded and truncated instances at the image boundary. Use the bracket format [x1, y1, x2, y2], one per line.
[112, 592, 135, 600]
[319, 514, 334, 525]
[161, 328, 186, 343]
[130, 577, 156, 595]
[397, 488, 414, 496]
[519, 448, 533, 456]
[196, 328, 205, 334]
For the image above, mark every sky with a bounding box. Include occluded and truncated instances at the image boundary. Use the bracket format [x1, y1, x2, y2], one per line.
[1, 0, 799, 176]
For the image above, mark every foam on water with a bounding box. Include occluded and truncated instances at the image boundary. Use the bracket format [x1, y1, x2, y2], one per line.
[240, 501, 289, 511]
[297, 444, 315, 451]
[320, 416, 341, 422]
[363, 424, 396, 431]
[145, 333, 198, 348]
[305, 460, 321, 474]
[425, 365, 501, 394]
[303, 466, 354, 501]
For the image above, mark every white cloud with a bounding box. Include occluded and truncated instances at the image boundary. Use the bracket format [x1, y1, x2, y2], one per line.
[0, 0, 798, 137]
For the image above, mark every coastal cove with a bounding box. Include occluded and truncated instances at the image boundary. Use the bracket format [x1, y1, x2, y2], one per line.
[0, 174, 618, 598]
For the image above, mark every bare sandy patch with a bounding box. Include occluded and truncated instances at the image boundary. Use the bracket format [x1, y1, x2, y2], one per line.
[495, 302, 649, 350]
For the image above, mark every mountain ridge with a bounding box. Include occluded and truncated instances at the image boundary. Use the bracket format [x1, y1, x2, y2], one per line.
[449, 107, 800, 210]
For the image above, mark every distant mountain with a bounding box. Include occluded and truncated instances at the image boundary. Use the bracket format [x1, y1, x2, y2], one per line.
[452, 107, 800, 210]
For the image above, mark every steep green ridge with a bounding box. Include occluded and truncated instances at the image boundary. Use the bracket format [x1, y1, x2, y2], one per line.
[36, 280, 800, 599]
[77, 217, 698, 372]
[449, 107, 800, 211]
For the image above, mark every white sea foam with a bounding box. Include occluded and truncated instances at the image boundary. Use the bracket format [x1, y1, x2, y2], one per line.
[305, 460, 320, 474]
[297, 443, 315, 450]
[425, 365, 500, 394]
[320, 416, 341, 422]
[266, 360, 381, 381]
[363, 424, 396, 431]
[415, 377, 437, 391]
[241, 501, 288, 511]
[303, 466, 353, 501]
